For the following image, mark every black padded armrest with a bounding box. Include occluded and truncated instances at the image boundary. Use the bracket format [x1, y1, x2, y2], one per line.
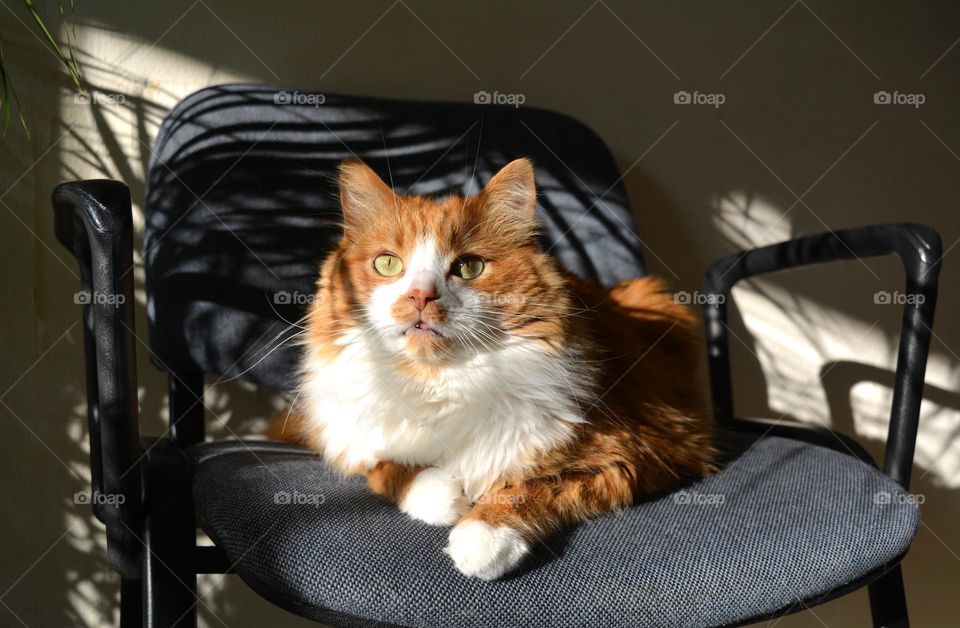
[701, 224, 941, 488]
[53, 180, 143, 578]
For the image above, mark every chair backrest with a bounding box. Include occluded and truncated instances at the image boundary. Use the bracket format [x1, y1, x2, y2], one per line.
[144, 83, 645, 392]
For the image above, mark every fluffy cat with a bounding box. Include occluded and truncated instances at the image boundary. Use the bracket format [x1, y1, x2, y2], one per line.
[278, 158, 716, 580]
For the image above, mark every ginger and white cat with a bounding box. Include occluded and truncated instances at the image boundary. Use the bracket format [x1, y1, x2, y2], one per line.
[279, 158, 715, 580]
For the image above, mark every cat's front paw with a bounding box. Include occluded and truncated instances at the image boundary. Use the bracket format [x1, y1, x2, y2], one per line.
[444, 520, 531, 580]
[399, 467, 467, 526]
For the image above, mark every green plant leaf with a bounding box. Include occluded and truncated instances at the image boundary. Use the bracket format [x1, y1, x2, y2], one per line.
[58, 0, 80, 85]
[0, 31, 31, 139]
[24, 0, 81, 89]
[0, 0, 80, 140]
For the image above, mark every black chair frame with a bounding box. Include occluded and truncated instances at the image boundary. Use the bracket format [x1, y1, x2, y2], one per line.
[53, 175, 940, 628]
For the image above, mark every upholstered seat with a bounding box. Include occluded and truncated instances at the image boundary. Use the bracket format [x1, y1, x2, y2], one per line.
[190, 435, 918, 627]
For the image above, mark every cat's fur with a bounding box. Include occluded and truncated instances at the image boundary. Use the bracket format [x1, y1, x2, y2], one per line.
[278, 158, 716, 580]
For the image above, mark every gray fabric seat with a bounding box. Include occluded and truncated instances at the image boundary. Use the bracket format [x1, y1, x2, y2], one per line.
[190, 435, 919, 627]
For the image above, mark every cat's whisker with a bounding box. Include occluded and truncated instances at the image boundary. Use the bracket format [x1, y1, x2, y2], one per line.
[468, 323, 506, 350]
[219, 328, 309, 384]
[240, 321, 311, 364]
[264, 296, 311, 330]
[275, 384, 306, 438]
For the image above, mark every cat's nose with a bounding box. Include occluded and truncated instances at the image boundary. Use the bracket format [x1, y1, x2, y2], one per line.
[407, 285, 440, 311]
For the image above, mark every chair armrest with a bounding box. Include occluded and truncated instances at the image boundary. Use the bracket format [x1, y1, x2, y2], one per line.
[53, 180, 143, 578]
[701, 223, 941, 488]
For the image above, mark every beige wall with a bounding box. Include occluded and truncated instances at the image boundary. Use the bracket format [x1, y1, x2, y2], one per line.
[1, 1, 958, 626]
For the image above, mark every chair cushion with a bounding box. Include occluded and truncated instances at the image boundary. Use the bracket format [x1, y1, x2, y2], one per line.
[144, 84, 645, 391]
[190, 436, 919, 627]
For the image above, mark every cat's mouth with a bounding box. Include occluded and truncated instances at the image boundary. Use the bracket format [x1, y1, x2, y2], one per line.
[403, 319, 444, 338]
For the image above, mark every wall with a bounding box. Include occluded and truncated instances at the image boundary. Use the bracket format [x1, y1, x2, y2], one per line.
[0, 1, 957, 625]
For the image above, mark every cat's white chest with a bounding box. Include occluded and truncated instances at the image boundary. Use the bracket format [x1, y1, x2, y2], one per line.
[300, 331, 587, 500]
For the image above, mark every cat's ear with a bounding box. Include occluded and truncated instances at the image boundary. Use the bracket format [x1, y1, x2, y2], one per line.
[480, 158, 537, 217]
[338, 160, 395, 232]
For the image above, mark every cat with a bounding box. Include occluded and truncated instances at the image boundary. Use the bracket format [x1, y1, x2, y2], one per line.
[277, 158, 716, 580]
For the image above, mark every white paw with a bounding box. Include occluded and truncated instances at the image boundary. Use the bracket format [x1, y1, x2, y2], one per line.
[399, 467, 467, 526]
[444, 520, 531, 580]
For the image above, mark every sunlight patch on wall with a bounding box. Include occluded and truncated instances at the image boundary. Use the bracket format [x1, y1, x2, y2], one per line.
[716, 190, 960, 488]
[712, 190, 794, 249]
[54, 22, 268, 628]
[853, 381, 960, 487]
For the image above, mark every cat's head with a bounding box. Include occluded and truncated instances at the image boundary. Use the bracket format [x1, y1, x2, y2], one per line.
[322, 158, 568, 364]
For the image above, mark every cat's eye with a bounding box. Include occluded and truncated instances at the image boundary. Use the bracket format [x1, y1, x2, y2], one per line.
[452, 256, 485, 280]
[373, 254, 404, 277]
